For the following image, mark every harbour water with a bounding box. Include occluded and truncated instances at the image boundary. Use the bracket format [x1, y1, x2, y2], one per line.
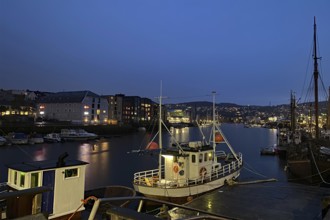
[0, 123, 283, 190]
[1, 123, 328, 219]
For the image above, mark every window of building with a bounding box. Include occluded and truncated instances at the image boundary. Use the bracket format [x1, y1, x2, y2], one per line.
[204, 153, 208, 162]
[31, 172, 40, 188]
[64, 168, 78, 178]
[20, 172, 25, 187]
[14, 171, 18, 185]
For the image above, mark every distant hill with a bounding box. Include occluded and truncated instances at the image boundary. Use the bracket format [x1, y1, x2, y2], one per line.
[167, 101, 241, 108]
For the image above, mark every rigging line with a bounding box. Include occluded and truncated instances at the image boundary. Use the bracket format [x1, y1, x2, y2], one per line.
[299, 41, 314, 102]
[310, 147, 330, 185]
[137, 117, 157, 151]
[15, 145, 34, 160]
[319, 73, 329, 101]
[302, 75, 314, 104]
[242, 165, 268, 179]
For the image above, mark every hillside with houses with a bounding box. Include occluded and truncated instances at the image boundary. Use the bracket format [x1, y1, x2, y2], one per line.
[0, 89, 329, 133]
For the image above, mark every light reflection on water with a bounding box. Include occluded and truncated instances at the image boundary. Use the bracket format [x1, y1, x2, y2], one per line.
[33, 146, 46, 161]
[0, 124, 286, 190]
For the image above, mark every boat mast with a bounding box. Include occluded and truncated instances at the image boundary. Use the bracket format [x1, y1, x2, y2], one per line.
[158, 82, 163, 178]
[212, 91, 216, 151]
[313, 16, 320, 139]
[327, 86, 330, 129]
[290, 91, 296, 132]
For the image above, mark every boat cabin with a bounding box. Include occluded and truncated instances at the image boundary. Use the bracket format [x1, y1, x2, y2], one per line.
[162, 141, 221, 186]
[4, 153, 88, 219]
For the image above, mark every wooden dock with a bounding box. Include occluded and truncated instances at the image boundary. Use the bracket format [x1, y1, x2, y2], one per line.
[181, 182, 330, 220]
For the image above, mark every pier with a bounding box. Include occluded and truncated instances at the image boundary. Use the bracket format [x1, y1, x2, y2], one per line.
[182, 182, 330, 219]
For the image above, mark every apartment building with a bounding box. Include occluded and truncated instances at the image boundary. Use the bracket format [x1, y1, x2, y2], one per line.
[37, 91, 108, 125]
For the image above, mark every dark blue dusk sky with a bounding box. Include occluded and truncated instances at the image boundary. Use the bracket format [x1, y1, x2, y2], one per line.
[1, 1, 330, 106]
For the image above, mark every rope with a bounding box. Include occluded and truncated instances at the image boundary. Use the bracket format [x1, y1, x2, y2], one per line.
[243, 161, 268, 178]
[233, 178, 277, 185]
[310, 147, 330, 185]
[68, 196, 98, 220]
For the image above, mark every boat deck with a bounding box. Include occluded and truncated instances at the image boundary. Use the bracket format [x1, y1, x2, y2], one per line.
[182, 181, 330, 220]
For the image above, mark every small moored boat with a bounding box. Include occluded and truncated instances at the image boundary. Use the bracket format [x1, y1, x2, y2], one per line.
[260, 146, 277, 155]
[6, 133, 28, 145]
[44, 133, 62, 143]
[60, 129, 98, 141]
[28, 133, 44, 144]
[0, 136, 6, 146]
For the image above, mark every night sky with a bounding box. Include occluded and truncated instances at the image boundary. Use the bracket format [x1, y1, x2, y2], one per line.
[1, 1, 330, 106]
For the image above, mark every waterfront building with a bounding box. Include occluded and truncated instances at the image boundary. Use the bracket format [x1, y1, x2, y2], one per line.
[0, 89, 35, 119]
[103, 94, 124, 125]
[37, 91, 108, 125]
[122, 96, 142, 125]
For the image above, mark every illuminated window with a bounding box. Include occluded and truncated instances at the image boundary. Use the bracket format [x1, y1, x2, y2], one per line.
[208, 152, 213, 161]
[20, 172, 25, 187]
[31, 172, 40, 188]
[14, 171, 18, 185]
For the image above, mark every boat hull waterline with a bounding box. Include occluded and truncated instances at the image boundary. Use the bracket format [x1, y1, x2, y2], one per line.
[134, 169, 241, 203]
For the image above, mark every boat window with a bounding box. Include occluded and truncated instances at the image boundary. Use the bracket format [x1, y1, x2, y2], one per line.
[208, 152, 213, 161]
[199, 154, 203, 163]
[20, 172, 25, 187]
[192, 155, 196, 163]
[204, 153, 208, 162]
[64, 168, 78, 178]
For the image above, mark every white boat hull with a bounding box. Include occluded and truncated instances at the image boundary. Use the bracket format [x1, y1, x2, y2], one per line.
[134, 169, 241, 204]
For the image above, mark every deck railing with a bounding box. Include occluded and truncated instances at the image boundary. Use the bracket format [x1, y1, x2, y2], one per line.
[133, 152, 243, 188]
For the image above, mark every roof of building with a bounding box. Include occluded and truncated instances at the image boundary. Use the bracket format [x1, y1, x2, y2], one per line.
[38, 90, 100, 103]
[6, 159, 88, 172]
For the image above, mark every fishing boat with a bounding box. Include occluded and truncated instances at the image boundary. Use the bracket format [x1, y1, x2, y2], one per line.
[276, 92, 302, 157]
[133, 91, 243, 204]
[286, 17, 330, 183]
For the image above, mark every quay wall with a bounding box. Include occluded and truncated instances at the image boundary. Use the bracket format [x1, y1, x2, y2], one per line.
[0, 123, 136, 136]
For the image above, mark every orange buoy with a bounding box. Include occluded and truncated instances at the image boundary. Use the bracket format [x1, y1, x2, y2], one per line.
[199, 167, 207, 177]
[173, 164, 179, 173]
[146, 142, 159, 150]
[215, 132, 224, 143]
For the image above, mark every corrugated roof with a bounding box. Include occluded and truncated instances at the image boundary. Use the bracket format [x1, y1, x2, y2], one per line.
[38, 90, 99, 103]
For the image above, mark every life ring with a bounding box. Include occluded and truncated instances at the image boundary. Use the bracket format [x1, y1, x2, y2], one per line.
[173, 164, 179, 173]
[199, 167, 207, 177]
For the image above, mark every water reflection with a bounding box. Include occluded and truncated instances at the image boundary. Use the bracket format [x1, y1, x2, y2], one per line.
[33, 146, 46, 161]
[0, 124, 288, 190]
